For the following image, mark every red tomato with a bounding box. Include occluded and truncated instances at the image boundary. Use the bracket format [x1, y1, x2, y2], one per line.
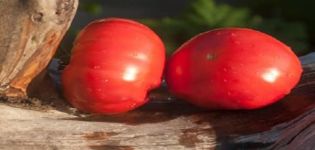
[62, 18, 165, 114]
[166, 28, 302, 110]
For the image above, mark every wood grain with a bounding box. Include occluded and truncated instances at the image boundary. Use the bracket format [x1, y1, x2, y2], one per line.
[0, 0, 78, 97]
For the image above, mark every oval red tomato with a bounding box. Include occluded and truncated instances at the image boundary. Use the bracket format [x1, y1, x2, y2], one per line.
[62, 18, 165, 114]
[166, 28, 302, 110]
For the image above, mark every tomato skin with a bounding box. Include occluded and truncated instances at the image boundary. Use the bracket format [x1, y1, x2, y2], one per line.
[166, 28, 303, 110]
[62, 18, 165, 114]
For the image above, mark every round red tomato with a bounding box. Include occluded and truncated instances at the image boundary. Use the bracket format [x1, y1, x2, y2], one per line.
[62, 18, 165, 114]
[166, 28, 302, 110]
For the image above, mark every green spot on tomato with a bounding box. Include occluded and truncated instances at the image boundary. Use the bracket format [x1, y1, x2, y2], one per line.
[206, 53, 216, 61]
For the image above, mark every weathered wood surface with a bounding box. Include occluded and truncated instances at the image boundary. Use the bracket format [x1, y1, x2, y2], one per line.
[0, 59, 315, 150]
[0, 0, 78, 97]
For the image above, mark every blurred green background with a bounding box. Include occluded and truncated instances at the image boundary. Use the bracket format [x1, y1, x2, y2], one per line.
[57, 0, 315, 63]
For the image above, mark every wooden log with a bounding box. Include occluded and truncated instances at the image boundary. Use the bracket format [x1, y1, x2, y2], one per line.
[0, 1, 315, 148]
[0, 0, 78, 97]
[0, 59, 315, 149]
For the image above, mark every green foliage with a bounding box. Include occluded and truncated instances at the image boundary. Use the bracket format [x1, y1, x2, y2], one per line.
[237, 0, 314, 53]
[251, 19, 309, 54]
[142, 0, 309, 56]
[80, 1, 103, 15]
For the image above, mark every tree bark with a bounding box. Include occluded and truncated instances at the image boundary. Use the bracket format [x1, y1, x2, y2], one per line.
[0, 0, 78, 97]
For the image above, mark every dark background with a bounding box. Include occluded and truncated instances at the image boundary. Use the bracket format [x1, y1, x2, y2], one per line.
[57, 0, 315, 61]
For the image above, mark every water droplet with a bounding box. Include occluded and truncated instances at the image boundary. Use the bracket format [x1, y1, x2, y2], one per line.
[235, 99, 241, 104]
[223, 79, 228, 83]
[93, 65, 101, 69]
[216, 31, 223, 35]
[233, 40, 240, 45]
[128, 102, 137, 109]
[208, 79, 214, 83]
[230, 33, 236, 37]
[133, 53, 147, 61]
[87, 88, 93, 92]
[287, 73, 294, 78]
[167, 97, 174, 101]
[104, 79, 109, 82]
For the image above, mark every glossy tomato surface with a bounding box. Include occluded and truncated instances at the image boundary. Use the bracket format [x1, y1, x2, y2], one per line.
[62, 18, 165, 114]
[166, 28, 302, 110]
